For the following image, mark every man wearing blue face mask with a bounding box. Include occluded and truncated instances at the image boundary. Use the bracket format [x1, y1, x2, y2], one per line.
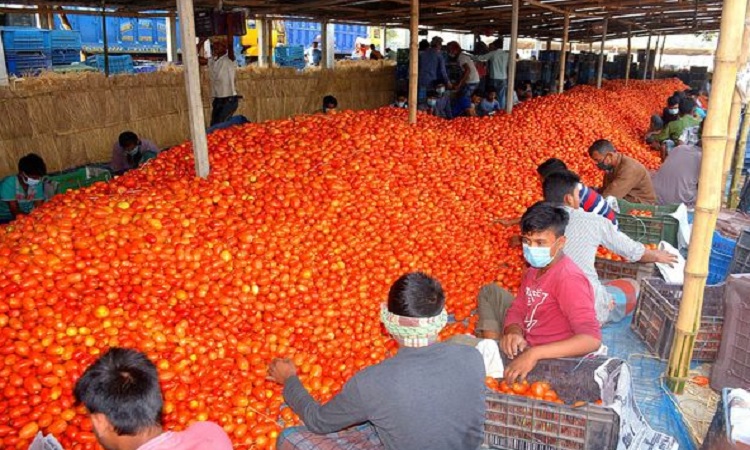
[476, 202, 602, 383]
[419, 85, 452, 119]
[111, 131, 160, 175]
[0, 153, 48, 224]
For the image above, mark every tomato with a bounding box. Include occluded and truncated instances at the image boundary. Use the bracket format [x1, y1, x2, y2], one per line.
[511, 380, 530, 395]
[18, 422, 39, 440]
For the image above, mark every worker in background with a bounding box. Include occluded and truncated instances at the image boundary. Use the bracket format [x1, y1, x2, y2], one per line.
[649, 98, 701, 160]
[452, 91, 483, 118]
[472, 39, 509, 103]
[686, 89, 707, 119]
[370, 44, 384, 60]
[74, 348, 233, 450]
[322, 95, 338, 114]
[419, 84, 452, 119]
[476, 202, 602, 382]
[537, 158, 618, 226]
[418, 37, 450, 104]
[543, 171, 678, 324]
[385, 47, 397, 61]
[564, 72, 578, 90]
[111, 131, 160, 175]
[0, 153, 48, 225]
[391, 92, 408, 109]
[589, 139, 657, 204]
[477, 88, 501, 117]
[647, 95, 680, 139]
[652, 125, 703, 207]
[306, 41, 322, 67]
[446, 41, 480, 99]
[270, 272, 485, 450]
[199, 36, 240, 127]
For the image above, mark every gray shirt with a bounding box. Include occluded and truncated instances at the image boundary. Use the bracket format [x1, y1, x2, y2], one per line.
[563, 207, 645, 323]
[474, 49, 509, 80]
[652, 144, 702, 207]
[283, 342, 486, 450]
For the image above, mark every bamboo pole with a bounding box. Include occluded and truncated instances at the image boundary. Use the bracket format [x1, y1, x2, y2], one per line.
[731, 109, 750, 208]
[658, 34, 667, 72]
[667, 0, 748, 394]
[166, 13, 178, 63]
[596, 18, 608, 89]
[625, 26, 632, 85]
[651, 34, 660, 80]
[725, 7, 750, 203]
[101, 1, 110, 77]
[506, 0, 519, 114]
[558, 11, 569, 94]
[0, 27, 7, 87]
[408, 0, 419, 124]
[177, 0, 210, 178]
[643, 33, 651, 80]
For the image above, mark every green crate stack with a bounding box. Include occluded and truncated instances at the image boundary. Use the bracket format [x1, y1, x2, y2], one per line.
[47, 167, 111, 195]
[616, 199, 680, 247]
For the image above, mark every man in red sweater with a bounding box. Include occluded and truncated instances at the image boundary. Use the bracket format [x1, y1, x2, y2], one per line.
[478, 202, 602, 382]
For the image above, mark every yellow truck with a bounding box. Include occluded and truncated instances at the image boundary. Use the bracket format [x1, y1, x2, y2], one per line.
[240, 20, 283, 58]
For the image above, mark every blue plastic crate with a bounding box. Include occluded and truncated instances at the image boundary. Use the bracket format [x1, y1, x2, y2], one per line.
[0, 27, 51, 52]
[708, 231, 737, 285]
[85, 54, 134, 74]
[51, 49, 81, 66]
[5, 51, 52, 76]
[50, 30, 82, 50]
[275, 45, 305, 59]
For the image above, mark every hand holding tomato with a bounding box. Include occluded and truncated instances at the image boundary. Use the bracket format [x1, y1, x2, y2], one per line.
[268, 358, 297, 385]
[500, 328, 528, 359]
[504, 347, 538, 383]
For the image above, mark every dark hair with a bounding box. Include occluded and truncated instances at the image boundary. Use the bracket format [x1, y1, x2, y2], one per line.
[419, 40, 430, 51]
[387, 272, 445, 318]
[431, 80, 446, 89]
[426, 89, 438, 98]
[679, 97, 696, 116]
[521, 201, 569, 238]
[672, 90, 687, 100]
[667, 95, 680, 107]
[74, 348, 163, 435]
[588, 139, 616, 156]
[396, 91, 407, 99]
[485, 88, 497, 95]
[536, 158, 568, 179]
[323, 95, 338, 108]
[542, 170, 581, 204]
[386, 47, 392, 52]
[471, 90, 484, 99]
[370, 44, 376, 50]
[18, 153, 47, 177]
[687, 89, 700, 97]
[118, 131, 139, 148]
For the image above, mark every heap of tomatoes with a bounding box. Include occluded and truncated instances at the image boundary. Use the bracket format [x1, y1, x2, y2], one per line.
[0, 79, 684, 449]
[629, 209, 655, 218]
[485, 377, 603, 407]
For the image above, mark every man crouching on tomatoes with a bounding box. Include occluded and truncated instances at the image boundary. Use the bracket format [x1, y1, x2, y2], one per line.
[268, 272, 486, 450]
[74, 348, 233, 450]
[476, 202, 602, 383]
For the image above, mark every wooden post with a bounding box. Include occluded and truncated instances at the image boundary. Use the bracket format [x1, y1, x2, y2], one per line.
[256, 18, 266, 67]
[596, 18, 608, 89]
[0, 29, 8, 86]
[322, 21, 334, 69]
[101, 2, 110, 76]
[651, 34, 660, 80]
[667, 0, 748, 394]
[643, 33, 652, 80]
[724, 7, 750, 201]
[321, 21, 329, 68]
[176, 0, 210, 178]
[558, 11, 569, 94]
[546, 37, 552, 51]
[731, 109, 750, 208]
[658, 34, 667, 72]
[625, 26, 632, 85]
[265, 19, 273, 66]
[506, 0, 519, 114]
[408, 0, 419, 124]
[166, 13, 179, 63]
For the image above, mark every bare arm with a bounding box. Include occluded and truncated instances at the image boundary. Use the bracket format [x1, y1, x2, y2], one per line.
[504, 334, 601, 382]
[197, 38, 208, 65]
[639, 248, 678, 265]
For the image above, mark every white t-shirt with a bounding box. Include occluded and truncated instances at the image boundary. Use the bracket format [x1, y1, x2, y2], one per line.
[458, 53, 480, 84]
[208, 54, 237, 99]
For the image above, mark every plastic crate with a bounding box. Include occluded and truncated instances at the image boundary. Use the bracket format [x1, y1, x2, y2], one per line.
[275, 45, 305, 59]
[47, 167, 111, 194]
[50, 30, 82, 50]
[616, 199, 680, 247]
[484, 357, 620, 450]
[5, 51, 52, 76]
[85, 54, 134, 74]
[51, 49, 81, 66]
[594, 258, 657, 283]
[709, 231, 738, 285]
[631, 278, 725, 362]
[711, 275, 750, 391]
[0, 27, 51, 52]
[729, 228, 750, 276]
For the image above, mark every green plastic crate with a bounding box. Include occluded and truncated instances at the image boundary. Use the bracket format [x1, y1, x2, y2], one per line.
[47, 166, 111, 194]
[616, 199, 679, 247]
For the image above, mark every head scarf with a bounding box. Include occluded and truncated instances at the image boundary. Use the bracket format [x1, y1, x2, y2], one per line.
[380, 303, 448, 348]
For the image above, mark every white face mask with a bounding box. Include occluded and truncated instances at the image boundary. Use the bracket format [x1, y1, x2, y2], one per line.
[668, 108, 679, 115]
[436, 87, 446, 95]
[397, 102, 406, 108]
[24, 175, 41, 186]
[427, 99, 437, 107]
[126, 145, 141, 156]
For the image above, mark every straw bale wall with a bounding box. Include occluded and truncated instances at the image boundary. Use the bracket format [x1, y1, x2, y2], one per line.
[0, 62, 396, 178]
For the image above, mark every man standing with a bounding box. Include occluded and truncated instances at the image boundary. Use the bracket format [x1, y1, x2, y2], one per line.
[369, 44, 384, 60]
[589, 139, 657, 204]
[199, 37, 240, 126]
[652, 143, 702, 206]
[307, 41, 322, 67]
[473, 40, 509, 103]
[418, 37, 450, 103]
[447, 41, 480, 98]
[543, 171, 678, 323]
[270, 272, 485, 450]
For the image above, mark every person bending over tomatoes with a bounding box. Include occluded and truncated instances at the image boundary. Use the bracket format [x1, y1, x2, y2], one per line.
[268, 272, 486, 450]
[0, 153, 48, 225]
[476, 202, 602, 383]
[74, 348, 233, 450]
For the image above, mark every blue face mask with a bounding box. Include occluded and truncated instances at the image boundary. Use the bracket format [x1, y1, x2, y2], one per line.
[427, 99, 437, 107]
[522, 242, 558, 268]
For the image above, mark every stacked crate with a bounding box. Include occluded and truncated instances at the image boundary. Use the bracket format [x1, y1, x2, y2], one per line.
[1, 27, 52, 76]
[274, 46, 306, 70]
[50, 30, 82, 66]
